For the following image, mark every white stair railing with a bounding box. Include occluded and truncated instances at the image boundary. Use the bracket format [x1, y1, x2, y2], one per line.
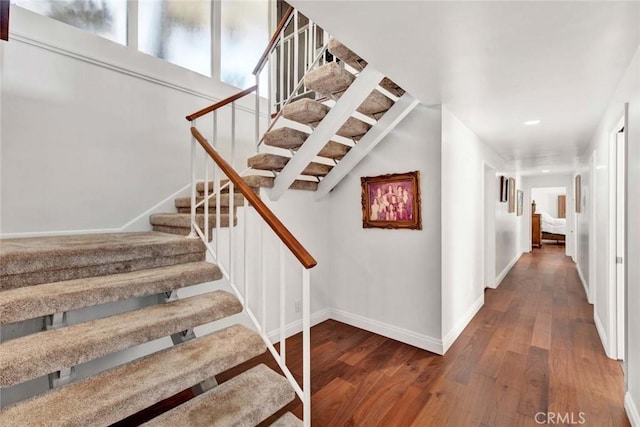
[181, 8, 320, 425]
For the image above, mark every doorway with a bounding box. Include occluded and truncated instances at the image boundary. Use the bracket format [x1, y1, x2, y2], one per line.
[610, 113, 626, 362]
[531, 186, 568, 250]
[483, 163, 496, 289]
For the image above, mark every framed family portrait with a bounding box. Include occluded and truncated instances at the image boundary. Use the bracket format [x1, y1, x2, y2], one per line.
[361, 171, 422, 230]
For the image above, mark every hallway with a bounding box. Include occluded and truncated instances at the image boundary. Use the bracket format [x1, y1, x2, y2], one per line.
[241, 244, 628, 426]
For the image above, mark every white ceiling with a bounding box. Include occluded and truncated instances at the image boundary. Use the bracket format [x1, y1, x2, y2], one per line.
[289, 1, 640, 175]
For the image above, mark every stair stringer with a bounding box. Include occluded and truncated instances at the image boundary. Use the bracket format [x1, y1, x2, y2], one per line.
[269, 66, 384, 201]
[315, 93, 421, 199]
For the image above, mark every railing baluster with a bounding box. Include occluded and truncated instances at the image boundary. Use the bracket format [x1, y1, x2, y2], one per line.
[279, 244, 286, 363]
[229, 102, 236, 285]
[243, 197, 249, 311]
[204, 127, 209, 243]
[293, 10, 299, 97]
[189, 119, 197, 238]
[279, 32, 285, 108]
[214, 111, 220, 257]
[261, 224, 267, 334]
[302, 267, 311, 427]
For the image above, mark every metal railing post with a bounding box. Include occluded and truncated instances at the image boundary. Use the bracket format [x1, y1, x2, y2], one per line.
[188, 119, 197, 238]
[302, 267, 311, 427]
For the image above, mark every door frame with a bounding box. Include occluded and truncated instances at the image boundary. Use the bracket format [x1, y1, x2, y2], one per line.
[608, 112, 627, 360]
[482, 162, 497, 289]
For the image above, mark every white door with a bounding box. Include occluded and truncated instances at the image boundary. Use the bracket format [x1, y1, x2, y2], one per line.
[616, 127, 626, 360]
[483, 164, 496, 289]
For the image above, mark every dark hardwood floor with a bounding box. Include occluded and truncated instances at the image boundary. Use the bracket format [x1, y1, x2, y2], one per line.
[118, 244, 628, 426]
[222, 244, 628, 426]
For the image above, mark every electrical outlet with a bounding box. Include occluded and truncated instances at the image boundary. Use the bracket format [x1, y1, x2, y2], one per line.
[294, 299, 302, 313]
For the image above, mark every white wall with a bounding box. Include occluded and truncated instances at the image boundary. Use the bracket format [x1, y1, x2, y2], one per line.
[531, 186, 566, 218]
[579, 46, 640, 364]
[574, 44, 640, 423]
[0, 7, 261, 237]
[326, 105, 444, 353]
[624, 46, 640, 427]
[575, 160, 592, 302]
[441, 106, 521, 351]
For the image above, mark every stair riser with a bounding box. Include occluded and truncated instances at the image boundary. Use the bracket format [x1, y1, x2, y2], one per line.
[174, 194, 245, 209]
[1, 252, 205, 291]
[153, 226, 215, 240]
[176, 207, 237, 214]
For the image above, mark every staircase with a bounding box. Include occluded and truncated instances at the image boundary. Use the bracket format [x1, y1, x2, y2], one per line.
[0, 232, 301, 426]
[1, 7, 418, 426]
[244, 39, 419, 200]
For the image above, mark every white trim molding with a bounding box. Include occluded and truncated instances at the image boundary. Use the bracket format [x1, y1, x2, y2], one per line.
[576, 263, 592, 304]
[267, 308, 332, 344]
[594, 308, 612, 358]
[330, 308, 444, 355]
[442, 293, 484, 353]
[494, 251, 523, 289]
[0, 184, 192, 239]
[626, 392, 640, 427]
[267, 308, 443, 354]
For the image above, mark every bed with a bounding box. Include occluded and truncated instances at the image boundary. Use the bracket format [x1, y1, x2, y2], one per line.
[539, 211, 566, 243]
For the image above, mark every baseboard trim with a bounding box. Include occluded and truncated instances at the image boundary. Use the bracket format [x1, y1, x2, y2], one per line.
[442, 293, 484, 353]
[593, 308, 611, 358]
[494, 251, 523, 289]
[329, 308, 444, 354]
[626, 392, 640, 427]
[576, 263, 591, 304]
[266, 308, 332, 343]
[0, 184, 193, 238]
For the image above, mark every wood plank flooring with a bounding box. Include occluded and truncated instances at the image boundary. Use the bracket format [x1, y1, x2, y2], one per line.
[222, 244, 628, 426]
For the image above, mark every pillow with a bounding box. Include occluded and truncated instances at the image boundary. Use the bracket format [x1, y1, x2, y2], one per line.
[539, 211, 553, 223]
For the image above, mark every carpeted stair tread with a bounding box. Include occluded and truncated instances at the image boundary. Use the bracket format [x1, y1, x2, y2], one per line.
[0, 232, 205, 291]
[0, 261, 221, 324]
[328, 39, 405, 97]
[248, 153, 332, 177]
[281, 98, 329, 124]
[150, 213, 236, 229]
[263, 127, 350, 160]
[174, 193, 245, 209]
[357, 90, 394, 117]
[272, 412, 304, 426]
[241, 175, 319, 192]
[334, 116, 370, 139]
[0, 324, 266, 427]
[0, 290, 242, 386]
[304, 62, 355, 97]
[141, 364, 294, 427]
[281, 98, 370, 139]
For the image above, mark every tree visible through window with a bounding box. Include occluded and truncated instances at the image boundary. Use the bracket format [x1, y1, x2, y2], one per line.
[15, 0, 126, 44]
[138, 0, 211, 77]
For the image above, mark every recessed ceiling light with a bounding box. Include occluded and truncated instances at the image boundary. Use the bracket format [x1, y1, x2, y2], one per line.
[524, 120, 541, 126]
[542, 169, 550, 173]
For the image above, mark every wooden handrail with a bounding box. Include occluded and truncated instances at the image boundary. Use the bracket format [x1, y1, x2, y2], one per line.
[186, 85, 257, 122]
[190, 126, 317, 269]
[252, 6, 294, 75]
